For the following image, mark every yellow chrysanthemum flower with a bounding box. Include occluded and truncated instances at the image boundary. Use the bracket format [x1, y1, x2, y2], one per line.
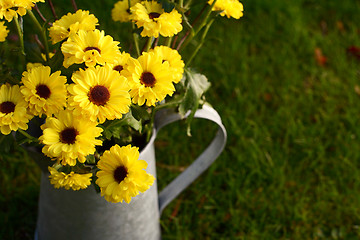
[68, 65, 131, 123]
[208, 0, 244, 19]
[0, 84, 32, 135]
[130, 1, 182, 38]
[61, 29, 121, 68]
[0, 0, 44, 22]
[0, 21, 8, 41]
[0, 0, 26, 21]
[39, 109, 103, 166]
[20, 65, 67, 117]
[96, 144, 155, 203]
[130, 1, 163, 25]
[150, 46, 184, 84]
[122, 51, 175, 106]
[48, 166, 92, 190]
[49, 10, 99, 44]
[106, 51, 133, 76]
[157, 10, 182, 37]
[112, 0, 140, 23]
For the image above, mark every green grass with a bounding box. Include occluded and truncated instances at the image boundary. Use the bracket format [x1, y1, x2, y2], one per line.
[1, 0, 360, 239]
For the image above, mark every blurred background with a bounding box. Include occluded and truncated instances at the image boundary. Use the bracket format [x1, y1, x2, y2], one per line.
[1, 0, 360, 239]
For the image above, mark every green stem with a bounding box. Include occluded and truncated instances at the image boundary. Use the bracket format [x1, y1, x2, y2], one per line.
[131, 25, 141, 57]
[27, 10, 50, 63]
[128, 0, 140, 57]
[142, 37, 153, 53]
[185, 18, 214, 66]
[165, 37, 172, 47]
[178, 0, 216, 52]
[18, 129, 39, 143]
[184, 0, 193, 9]
[153, 98, 184, 112]
[146, 98, 184, 142]
[195, 0, 216, 35]
[13, 15, 25, 69]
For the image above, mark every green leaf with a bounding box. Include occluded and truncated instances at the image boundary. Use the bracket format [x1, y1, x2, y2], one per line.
[86, 154, 96, 165]
[157, 0, 175, 13]
[24, 42, 44, 63]
[179, 68, 211, 116]
[103, 128, 112, 140]
[131, 104, 150, 121]
[123, 111, 143, 132]
[179, 68, 211, 135]
[187, 69, 211, 99]
[48, 49, 64, 71]
[179, 83, 195, 117]
[92, 175, 101, 193]
[102, 111, 143, 140]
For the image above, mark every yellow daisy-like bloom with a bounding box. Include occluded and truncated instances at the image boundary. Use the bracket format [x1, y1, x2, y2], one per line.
[0, 0, 27, 22]
[96, 144, 155, 203]
[112, 0, 140, 23]
[39, 109, 103, 166]
[150, 46, 184, 84]
[130, 1, 182, 38]
[49, 10, 99, 44]
[106, 51, 133, 76]
[0, 0, 44, 22]
[48, 166, 92, 190]
[0, 21, 8, 41]
[61, 29, 121, 68]
[0, 84, 32, 135]
[157, 10, 182, 37]
[208, 0, 244, 19]
[20, 65, 67, 117]
[68, 65, 131, 123]
[122, 51, 175, 106]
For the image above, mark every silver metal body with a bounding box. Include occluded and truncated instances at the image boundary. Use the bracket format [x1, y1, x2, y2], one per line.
[34, 105, 227, 240]
[36, 142, 160, 240]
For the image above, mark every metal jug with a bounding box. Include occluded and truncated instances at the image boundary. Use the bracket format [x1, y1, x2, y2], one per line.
[34, 104, 227, 240]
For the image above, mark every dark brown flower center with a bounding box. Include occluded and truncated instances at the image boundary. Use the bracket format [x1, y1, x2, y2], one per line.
[88, 85, 110, 106]
[113, 65, 124, 73]
[114, 166, 128, 183]
[36, 84, 51, 99]
[126, 8, 131, 14]
[0, 101, 15, 114]
[140, 72, 156, 88]
[84, 47, 101, 54]
[60, 127, 78, 144]
[149, 12, 160, 19]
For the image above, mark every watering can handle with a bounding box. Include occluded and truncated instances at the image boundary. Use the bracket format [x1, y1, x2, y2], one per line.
[154, 104, 227, 214]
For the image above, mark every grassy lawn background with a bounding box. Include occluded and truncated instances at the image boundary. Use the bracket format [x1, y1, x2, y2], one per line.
[1, 0, 360, 239]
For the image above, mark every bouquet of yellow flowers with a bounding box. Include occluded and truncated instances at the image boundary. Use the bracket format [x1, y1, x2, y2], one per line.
[0, 0, 243, 204]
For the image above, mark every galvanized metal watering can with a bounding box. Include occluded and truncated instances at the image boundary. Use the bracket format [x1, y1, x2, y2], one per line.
[33, 104, 227, 240]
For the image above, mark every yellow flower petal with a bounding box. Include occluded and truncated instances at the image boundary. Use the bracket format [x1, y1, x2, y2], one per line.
[96, 144, 155, 203]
